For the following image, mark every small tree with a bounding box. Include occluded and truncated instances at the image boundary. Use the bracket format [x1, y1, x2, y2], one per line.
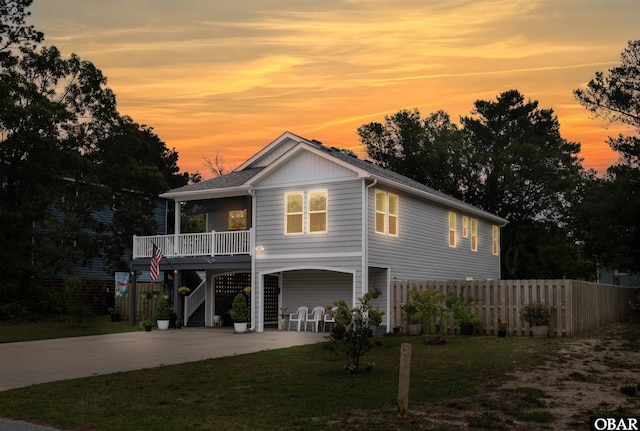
[326, 293, 384, 374]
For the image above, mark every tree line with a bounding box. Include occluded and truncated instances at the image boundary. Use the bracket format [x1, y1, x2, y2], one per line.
[358, 41, 640, 281]
[0, 1, 200, 319]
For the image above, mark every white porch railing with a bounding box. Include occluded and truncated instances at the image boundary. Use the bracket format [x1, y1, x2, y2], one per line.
[132, 230, 252, 259]
[184, 278, 206, 327]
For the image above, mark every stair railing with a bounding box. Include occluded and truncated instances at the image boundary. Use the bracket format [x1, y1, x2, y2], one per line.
[184, 278, 206, 326]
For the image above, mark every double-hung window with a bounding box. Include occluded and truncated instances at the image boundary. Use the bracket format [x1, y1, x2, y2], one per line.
[375, 190, 398, 236]
[462, 216, 469, 238]
[492, 225, 500, 255]
[449, 212, 456, 247]
[308, 191, 327, 233]
[285, 192, 304, 234]
[285, 191, 327, 234]
[471, 218, 478, 252]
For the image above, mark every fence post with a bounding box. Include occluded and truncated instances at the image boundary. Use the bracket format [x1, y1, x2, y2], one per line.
[397, 343, 412, 418]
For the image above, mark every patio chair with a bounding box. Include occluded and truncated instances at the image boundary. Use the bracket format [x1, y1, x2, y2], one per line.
[288, 306, 308, 331]
[305, 306, 325, 332]
[323, 309, 336, 332]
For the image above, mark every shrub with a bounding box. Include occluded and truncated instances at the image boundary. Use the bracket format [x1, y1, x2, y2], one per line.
[326, 293, 384, 374]
[63, 278, 91, 326]
[155, 295, 171, 320]
[230, 293, 250, 323]
[521, 302, 556, 326]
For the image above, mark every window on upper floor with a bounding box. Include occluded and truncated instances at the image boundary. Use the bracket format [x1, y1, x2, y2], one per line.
[471, 218, 478, 252]
[229, 209, 247, 230]
[285, 192, 303, 234]
[462, 216, 469, 238]
[376, 190, 399, 236]
[492, 225, 500, 255]
[389, 193, 398, 236]
[285, 190, 328, 235]
[308, 190, 327, 233]
[449, 212, 456, 247]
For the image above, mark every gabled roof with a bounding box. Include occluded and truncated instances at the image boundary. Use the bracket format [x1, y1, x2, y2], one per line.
[161, 132, 507, 225]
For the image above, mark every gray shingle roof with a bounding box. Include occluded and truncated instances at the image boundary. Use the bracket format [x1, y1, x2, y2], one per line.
[166, 167, 264, 193]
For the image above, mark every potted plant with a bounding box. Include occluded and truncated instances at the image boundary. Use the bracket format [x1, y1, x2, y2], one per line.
[521, 301, 556, 338]
[497, 318, 507, 337]
[230, 292, 250, 333]
[370, 286, 381, 299]
[107, 307, 120, 322]
[178, 286, 190, 296]
[445, 288, 480, 335]
[155, 295, 171, 330]
[142, 320, 153, 331]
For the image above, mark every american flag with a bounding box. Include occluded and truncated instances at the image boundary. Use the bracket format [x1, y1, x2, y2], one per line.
[150, 244, 162, 280]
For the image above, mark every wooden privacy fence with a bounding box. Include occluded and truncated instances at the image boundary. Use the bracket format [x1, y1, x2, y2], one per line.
[114, 282, 164, 322]
[389, 279, 637, 337]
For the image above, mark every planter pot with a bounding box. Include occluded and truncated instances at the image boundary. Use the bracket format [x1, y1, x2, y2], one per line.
[157, 319, 170, 331]
[497, 329, 507, 338]
[144, 326, 152, 332]
[393, 327, 400, 335]
[531, 325, 549, 339]
[459, 323, 474, 336]
[407, 323, 423, 336]
[213, 314, 222, 323]
[234, 322, 248, 333]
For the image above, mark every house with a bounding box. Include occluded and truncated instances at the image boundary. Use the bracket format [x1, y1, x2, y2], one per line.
[129, 132, 508, 332]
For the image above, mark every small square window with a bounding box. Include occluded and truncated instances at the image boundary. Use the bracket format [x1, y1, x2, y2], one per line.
[229, 210, 247, 230]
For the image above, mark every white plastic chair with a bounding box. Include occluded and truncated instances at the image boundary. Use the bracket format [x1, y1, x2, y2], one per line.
[288, 306, 308, 331]
[305, 306, 325, 332]
[323, 309, 336, 332]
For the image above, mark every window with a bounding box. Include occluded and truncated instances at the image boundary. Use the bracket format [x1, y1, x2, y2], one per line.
[376, 190, 399, 236]
[285, 192, 303, 234]
[471, 218, 478, 251]
[492, 225, 500, 255]
[308, 191, 327, 233]
[228, 210, 247, 230]
[375, 191, 386, 234]
[462, 216, 469, 238]
[388, 193, 398, 236]
[449, 212, 456, 247]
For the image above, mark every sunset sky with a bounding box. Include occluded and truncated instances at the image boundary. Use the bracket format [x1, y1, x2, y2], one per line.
[29, 0, 639, 179]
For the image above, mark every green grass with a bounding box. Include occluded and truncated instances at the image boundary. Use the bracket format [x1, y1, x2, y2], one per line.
[0, 330, 563, 431]
[0, 315, 141, 343]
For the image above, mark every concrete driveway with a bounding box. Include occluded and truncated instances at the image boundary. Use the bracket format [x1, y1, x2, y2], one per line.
[0, 327, 327, 392]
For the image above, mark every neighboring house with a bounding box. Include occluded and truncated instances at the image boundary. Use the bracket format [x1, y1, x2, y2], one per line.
[130, 132, 507, 332]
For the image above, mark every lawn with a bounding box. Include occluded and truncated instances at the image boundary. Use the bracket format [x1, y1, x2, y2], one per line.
[0, 326, 564, 431]
[0, 315, 141, 343]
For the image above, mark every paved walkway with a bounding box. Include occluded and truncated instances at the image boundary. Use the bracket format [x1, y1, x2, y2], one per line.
[0, 327, 326, 430]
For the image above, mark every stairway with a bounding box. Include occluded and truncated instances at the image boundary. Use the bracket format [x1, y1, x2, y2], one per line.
[186, 303, 206, 327]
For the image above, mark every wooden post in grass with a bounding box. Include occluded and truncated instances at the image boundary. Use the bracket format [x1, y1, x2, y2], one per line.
[397, 343, 412, 418]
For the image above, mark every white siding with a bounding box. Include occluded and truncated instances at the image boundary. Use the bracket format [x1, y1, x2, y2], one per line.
[281, 269, 353, 316]
[254, 180, 363, 256]
[368, 186, 501, 280]
[257, 150, 357, 187]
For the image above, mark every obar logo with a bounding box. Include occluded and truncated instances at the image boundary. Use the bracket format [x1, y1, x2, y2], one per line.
[591, 417, 640, 431]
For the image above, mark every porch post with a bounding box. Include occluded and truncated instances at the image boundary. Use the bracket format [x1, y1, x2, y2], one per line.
[174, 200, 181, 256]
[129, 271, 137, 326]
[173, 270, 181, 317]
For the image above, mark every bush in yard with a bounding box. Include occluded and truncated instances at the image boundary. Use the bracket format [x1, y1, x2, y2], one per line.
[63, 278, 91, 326]
[326, 292, 383, 374]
